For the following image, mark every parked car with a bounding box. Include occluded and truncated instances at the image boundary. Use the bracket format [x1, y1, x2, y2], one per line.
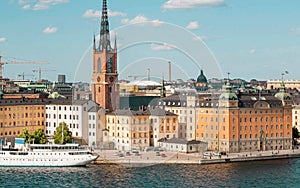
[203, 152, 212, 157]
[132, 148, 139, 153]
[114, 152, 121, 156]
[161, 153, 167, 157]
[219, 151, 227, 155]
[156, 151, 160, 156]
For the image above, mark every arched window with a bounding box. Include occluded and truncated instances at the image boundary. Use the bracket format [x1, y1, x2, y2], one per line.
[97, 58, 101, 73]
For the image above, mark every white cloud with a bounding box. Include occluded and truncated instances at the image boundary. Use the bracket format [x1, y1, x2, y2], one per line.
[82, 9, 126, 19]
[22, 4, 31, 10]
[18, 0, 69, 10]
[290, 28, 300, 35]
[121, 15, 163, 27]
[43, 26, 58, 34]
[248, 49, 256, 54]
[151, 43, 176, 51]
[163, 0, 226, 9]
[0, 38, 7, 42]
[186, 21, 199, 30]
[82, 9, 100, 18]
[109, 10, 127, 17]
[18, 0, 35, 5]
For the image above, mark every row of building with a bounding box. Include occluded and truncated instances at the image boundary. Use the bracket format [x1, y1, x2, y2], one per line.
[1, 0, 299, 154]
[0, 80, 296, 153]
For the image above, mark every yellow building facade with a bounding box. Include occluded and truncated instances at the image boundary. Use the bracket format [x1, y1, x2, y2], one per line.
[196, 83, 293, 153]
[0, 99, 46, 143]
[104, 108, 178, 151]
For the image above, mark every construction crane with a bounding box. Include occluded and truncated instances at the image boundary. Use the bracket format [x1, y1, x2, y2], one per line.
[0, 56, 48, 79]
[17, 72, 35, 80]
[32, 68, 56, 80]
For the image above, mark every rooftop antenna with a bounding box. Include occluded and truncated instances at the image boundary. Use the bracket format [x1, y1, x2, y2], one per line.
[226, 72, 231, 84]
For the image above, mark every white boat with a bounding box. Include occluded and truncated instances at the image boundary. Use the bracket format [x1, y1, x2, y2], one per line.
[0, 143, 99, 167]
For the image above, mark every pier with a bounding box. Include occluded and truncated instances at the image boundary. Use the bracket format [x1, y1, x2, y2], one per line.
[92, 149, 300, 165]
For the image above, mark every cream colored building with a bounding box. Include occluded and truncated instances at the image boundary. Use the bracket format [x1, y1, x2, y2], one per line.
[103, 108, 178, 151]
[293, 105, 300, 130]
[267, 80, 300, 90]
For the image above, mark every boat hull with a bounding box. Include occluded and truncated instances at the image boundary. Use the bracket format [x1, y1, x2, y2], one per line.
[0, 152, 99, 167]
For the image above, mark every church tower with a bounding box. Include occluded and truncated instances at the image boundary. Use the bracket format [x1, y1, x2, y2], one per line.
[92, 0, 119, 111]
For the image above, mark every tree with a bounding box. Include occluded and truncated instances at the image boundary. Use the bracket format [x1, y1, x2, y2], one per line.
[53, 122, 73, 144]
[18, 128, 32, 143]
[18, 128, 48, 144]
[292, 126, 300, 146]
[32, 128, 48, 144]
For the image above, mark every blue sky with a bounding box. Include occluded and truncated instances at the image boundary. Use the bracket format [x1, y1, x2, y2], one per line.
[1, 0, 300, 82]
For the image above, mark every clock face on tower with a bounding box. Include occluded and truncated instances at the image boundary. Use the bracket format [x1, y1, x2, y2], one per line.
[97, 76, 101, 82]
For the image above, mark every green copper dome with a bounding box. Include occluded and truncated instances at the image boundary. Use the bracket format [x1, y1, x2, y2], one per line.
[197, 70, 208, 83]
[275, 82, 291, 100]
[219, 82, 238, 100]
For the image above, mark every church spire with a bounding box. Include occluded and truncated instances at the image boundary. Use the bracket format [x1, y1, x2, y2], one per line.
[98, 0, 112, 51]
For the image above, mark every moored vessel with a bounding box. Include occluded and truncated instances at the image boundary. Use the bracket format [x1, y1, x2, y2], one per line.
[0, 139, 98, 167]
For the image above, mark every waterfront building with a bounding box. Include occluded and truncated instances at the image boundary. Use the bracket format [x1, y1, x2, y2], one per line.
[158, 81, 293, 153]
[150, 107, 179, 147]
[87, 106, 106, 148]
[157, 138, 208, 153]
[103, 107, 178, 151]
[91, 0, 119, 111]
[196, 82, 293, 153]
[45, 99, 99, 145]
[158, 92, 199, 141]
[292, 105, 300, 130]
[0, 98, 46, 143]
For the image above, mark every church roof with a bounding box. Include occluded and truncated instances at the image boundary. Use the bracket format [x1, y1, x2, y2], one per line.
[197, 70, 208, 83]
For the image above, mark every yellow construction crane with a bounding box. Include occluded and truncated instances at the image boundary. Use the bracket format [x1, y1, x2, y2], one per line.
[0, 56, 48, 79]
[32, 68, 56, 80]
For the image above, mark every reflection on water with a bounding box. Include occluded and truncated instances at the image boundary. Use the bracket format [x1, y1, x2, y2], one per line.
[0, 159, 299, 187]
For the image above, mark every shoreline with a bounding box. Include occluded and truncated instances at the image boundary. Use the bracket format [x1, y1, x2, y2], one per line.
[92, 149, 300, 165]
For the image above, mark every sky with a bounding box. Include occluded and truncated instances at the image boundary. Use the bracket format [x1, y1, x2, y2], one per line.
[1, 0, 300, 83]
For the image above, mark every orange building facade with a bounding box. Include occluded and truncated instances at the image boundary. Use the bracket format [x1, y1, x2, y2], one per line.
[0, 99, 46, 143]
[196, 84, 293, 153]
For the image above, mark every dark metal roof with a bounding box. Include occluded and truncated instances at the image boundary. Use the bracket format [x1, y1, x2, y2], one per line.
[107, 107, 177, 117]
[158, 138, 203, 145]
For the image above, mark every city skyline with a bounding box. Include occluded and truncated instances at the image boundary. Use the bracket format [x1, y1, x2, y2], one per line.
[1, 0, 300, 82]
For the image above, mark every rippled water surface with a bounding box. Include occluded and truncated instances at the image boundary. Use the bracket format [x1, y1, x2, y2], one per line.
[1, 159, 300, 187]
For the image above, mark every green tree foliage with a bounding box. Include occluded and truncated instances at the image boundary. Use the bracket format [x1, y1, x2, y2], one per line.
[292, 127, 300, 146]
[33, 128, 48, 144]
[293, 127, 300, 139]
[18, 129, 32, 143]
[18, 128, 48, 144]
[53, 122, 73, 144]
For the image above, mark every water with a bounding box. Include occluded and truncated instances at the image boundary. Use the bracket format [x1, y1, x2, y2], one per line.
[1, 159, 300, 188]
